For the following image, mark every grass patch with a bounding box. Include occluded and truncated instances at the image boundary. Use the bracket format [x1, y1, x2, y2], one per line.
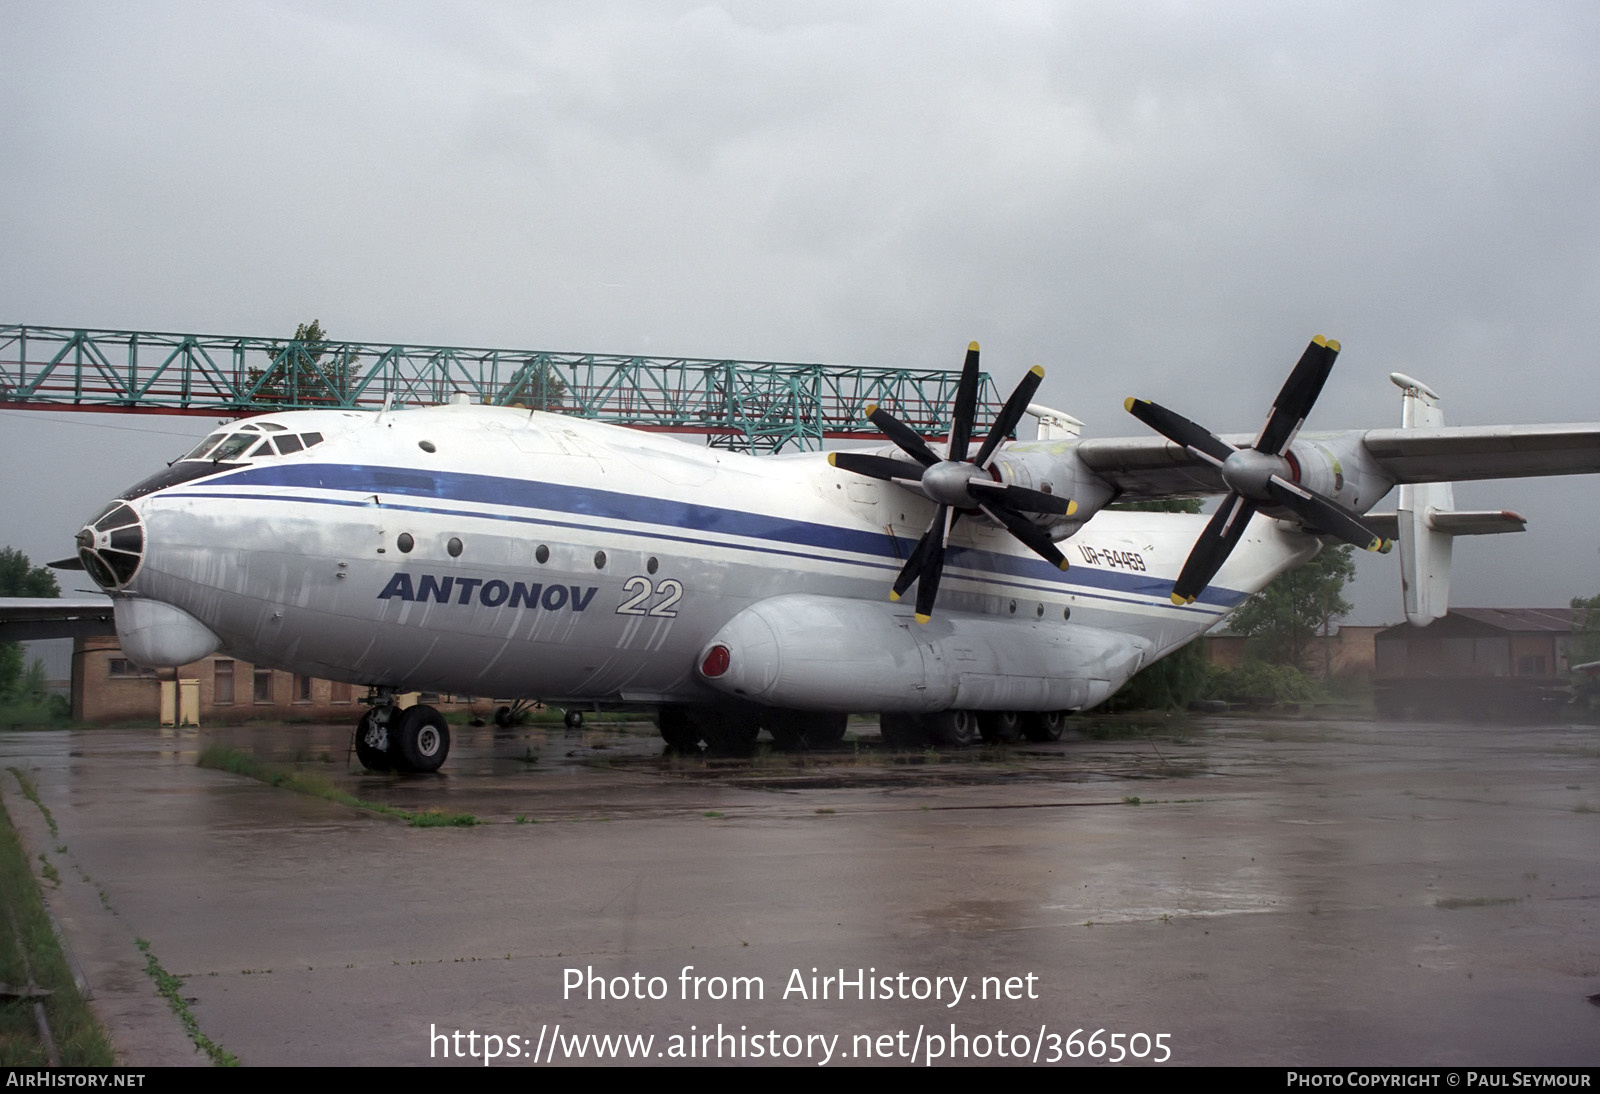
[197, 746, 479, 828]
[1435, 896, 1520, 910]
[0, 794, 115, 1065]
[701, 811, 725, 819]
[135, 939, 237, 1066]
[6, 769, 57, 838]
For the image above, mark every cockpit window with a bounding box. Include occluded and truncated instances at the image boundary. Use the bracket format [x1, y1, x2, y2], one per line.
[208, 433, 259, 461]
[183, 432, 227, 460]
[247, 439, 273, 458]
[301, 432, 323, 448]
[275, 434, 304, 455]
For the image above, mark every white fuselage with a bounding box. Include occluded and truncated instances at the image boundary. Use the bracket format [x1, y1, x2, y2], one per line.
[97, 404, 1318, 711]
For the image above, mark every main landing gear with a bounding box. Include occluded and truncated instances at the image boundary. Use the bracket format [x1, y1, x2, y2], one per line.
[655, 706, 848, 753]
[878, 709, 1068, 749]
[354, 693, 451, 774]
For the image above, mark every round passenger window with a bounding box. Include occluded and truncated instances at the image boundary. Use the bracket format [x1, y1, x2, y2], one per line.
[419, 440, 437, 453]
[536, 545, 549, 564]
[397, 533, 414, 553]
[593, 550, 607, 569]
[447, 537, 463, 558]
[647, 556, 659, 575]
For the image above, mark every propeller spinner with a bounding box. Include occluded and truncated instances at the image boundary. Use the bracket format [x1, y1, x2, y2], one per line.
[829, 342, 1076, 622]
[1124, 335, 1389, 606]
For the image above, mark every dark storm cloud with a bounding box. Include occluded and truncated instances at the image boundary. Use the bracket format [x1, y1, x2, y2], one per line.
[3, 1, 1598, 614]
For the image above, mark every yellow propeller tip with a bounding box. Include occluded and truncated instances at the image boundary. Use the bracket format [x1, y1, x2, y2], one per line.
[1327, 339, 1341, 352]
[1029, 364, 1044, 378]
[1066, 499, 1078, 516]
[1313, 334, 1327, 347]
[864, 403, 878, 418]
[1058, 559, 1070, 571]
[888, 591, 900, 602]
[1124, 396, 1137, 412]
[967, 341, 979, 352]
[1171, 593, 1187, 606]
[914, 613, 932, 624]
[826, 452, 837, 466]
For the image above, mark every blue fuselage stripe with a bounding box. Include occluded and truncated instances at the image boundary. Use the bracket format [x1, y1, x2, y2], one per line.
[160, 462, 1245, 610]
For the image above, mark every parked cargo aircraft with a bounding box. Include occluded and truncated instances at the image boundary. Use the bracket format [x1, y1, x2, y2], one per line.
[20, 337, 1600, 771]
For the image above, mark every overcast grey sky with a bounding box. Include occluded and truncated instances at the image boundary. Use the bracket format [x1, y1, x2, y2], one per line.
[3, 1, 1598, 621]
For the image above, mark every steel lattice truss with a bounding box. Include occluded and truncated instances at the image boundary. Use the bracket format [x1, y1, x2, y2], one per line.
[0, 324, 1006, 452]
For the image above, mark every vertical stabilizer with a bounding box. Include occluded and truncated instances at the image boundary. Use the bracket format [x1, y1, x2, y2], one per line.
[1391, 373, 1452, 626]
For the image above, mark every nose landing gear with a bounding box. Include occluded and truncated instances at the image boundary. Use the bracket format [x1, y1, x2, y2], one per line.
[353, 692, 451, 774]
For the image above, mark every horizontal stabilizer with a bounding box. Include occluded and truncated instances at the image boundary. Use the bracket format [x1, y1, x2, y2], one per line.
[1363, 509, 1526, 539]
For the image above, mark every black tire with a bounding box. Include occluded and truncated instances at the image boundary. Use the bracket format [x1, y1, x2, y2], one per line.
[926, 710, 977, 748]
[564, 709, 584, 728]
[392, 705, 451, 774]
[354, 709, 392, 772]
[493, 705, 513, 727]
[656, 707, 701, 751]
[978, 710, 1022, 744]
[877, 711, 925, 749]
[765, 710, 848, 750]
[1020, 710, 1066, 742]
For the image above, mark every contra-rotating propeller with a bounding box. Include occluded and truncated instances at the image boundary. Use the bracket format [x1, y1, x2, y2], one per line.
[829, 342, 1076, 623]
[1124, 335, 1389, 606]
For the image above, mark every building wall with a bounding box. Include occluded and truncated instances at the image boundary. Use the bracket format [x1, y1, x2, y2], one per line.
[71, 636, 475, 724]
[1204, 626, 1381, 676]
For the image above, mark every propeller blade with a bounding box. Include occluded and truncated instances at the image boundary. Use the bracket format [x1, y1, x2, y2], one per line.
[972, 365, 1043, 470]
[867, 405, 941, 467]
[1264, 476, 1388, 551]
[828, 451, 927, 483]
[913, 506, 952, 623]
[1123, 398, 1234, 466]
[978, 502, 1070, 570]
[966, 477, 1076, 516]
[1254, 336, 1339, 455]
[947, 342, 981, 463]
[1172, 492, 1257, 604]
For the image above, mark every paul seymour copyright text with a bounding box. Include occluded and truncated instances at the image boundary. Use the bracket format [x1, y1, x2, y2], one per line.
[427, 965, 1172, 1065]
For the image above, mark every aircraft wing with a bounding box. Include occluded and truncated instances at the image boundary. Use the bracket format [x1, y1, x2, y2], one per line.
[1074, 423, 1600, 499]
[1357, 423, 1600, 482]
[0, 596, 117, 641]
[1073, 436, 1230, 498]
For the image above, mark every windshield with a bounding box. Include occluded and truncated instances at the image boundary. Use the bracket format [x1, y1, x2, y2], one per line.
[181, 432, 226, 460]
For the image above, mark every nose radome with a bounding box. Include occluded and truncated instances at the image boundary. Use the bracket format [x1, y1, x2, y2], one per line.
[77, 500, 146, 590]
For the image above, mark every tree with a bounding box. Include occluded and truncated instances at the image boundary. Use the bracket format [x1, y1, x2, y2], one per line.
[498, 359, 569, 413]
[1569, 594, 1600, 715]
[0, 546, 59, 701]
[1227, 544, 1356, 671]
[1100, 497, 1209, 709]
[0, 547, 60, 598]
[248, 319, 360, 405]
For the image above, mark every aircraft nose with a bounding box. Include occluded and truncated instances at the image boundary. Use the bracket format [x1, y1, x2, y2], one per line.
[76, 499, 147, 590]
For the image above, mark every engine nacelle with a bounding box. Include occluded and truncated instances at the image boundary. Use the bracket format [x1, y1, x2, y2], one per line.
[1280, 433, 1396, 517]
[114, 597, 221, 667]
[698, 594, 1148, 713]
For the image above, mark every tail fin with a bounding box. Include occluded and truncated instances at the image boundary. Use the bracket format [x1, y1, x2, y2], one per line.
[1381, 374, 1525, 626]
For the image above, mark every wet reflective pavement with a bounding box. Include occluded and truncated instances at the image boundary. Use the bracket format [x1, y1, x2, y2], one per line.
[2, 715, 1597, 1066]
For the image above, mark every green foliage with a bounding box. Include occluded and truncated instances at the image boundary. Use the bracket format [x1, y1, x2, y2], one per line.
[1207, 661, 1322, 704]
[1227, 544, 1355, 670]
[0, 548, 63, 718]
[1106, 497, 1204, 514]
[249, 319, 359, 404]
[1568, 594, 1600, 715]
[1104, 640, 1212, 710]
[0, 548, 60, 598]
